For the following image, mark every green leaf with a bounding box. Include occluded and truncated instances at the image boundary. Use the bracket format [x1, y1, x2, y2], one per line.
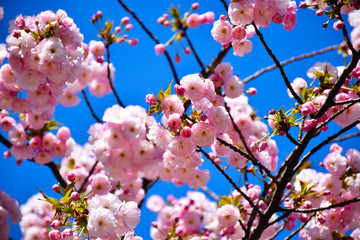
[164, 80, 173, 97]
[234, 195, 242, 206]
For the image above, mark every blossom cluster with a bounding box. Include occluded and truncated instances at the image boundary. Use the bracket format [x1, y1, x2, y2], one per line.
[4, 10, 84, 124]
[63, 40, 116, 106]
[154, 2, 214, 63]
[211, 0, 297, 56]
[283, 144, 360, 239]
[148, 190, 278, 240]
[0, 189, 21, 239]
[88, 105, 161, 185]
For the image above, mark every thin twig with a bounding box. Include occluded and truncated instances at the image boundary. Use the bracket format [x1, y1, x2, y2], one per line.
[198, 147, 263, 216]
[201, 186, 220, 202]
[202, 46, 232, 78]
[219, 0, 228, 11]
[116, 0, 180, 84]
[106, 44, 125, 107]
[217, 137, 277, 181]
[252, 21, 303, 105]
[294, 119, 360, 174]
[283, 213, 316, 240]
[331, 131, 360, 142]
[243, 44, 341, 83]
[79, 161, 99, 192]
[81, 90, 102, 123]
[285, 130, 299, 145]
[280, 197, 360, 213]
[181, 30, 206, 73]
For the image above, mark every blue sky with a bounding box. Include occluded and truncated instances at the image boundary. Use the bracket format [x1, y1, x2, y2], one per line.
[0, 0, 358, 239]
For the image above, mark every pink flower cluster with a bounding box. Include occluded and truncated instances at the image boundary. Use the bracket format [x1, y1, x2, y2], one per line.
[149, 192, 223, 239]
[0, 109, 75, 164]
[349, 10, 360, 51]
[20, 193, 55, 240]
[149, 191, 278, 240]
[88, 105, 161, 185]
[211, 0, 297, 56]
[288, 144, 360, 238]
[3, 10, 84, 126]
[0, 189, 21, 240]
[87, 192, 141, 239]
[63, 41, 116, 105]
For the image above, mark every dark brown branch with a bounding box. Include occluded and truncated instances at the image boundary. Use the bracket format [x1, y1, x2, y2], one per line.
[219, 0, 228, 11]
[285, 130, 299, 145]
[81, 90, 102, 123]
[116, 0, 180, 84]
[217, 137, 277, 181]
[337, 11, 356, 55]
[283, 213, 316, 240]
[252, 21, 303, 105]
[106, 44, 125, 107]
[46, 162, 67, 188]
[294, 119, 360, 174]
[280, 197, 360, 213]
[182, 30, 206, 73]
[202, 46, 232, 78]
[0, 133, 67, 188]
[198, 147, 262, 216]
[138, 177, 159, 209]
[79, 160, 99, 192]
[243, 44, 341, 83]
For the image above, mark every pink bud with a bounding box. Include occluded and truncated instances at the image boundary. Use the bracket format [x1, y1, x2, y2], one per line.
[157, 16, 165, 24]
[184, 47, 191, 55]
[12, 30, 21, 38]
[154, 44, 166, 55]
[145, 94, 156, 105]
[128, 38, 138, 46]
[182, 127, 192, 138]
[61, 229, 73, 238]
[214, 158, 221, 164]
[52, 184, 60, 193]
[96, 56, 104, 63]
[96, 10, 103, 18]
[316, 10, 324, 16]
[125, 24, 133, 31]
[247, 87, 257, 96]
[71, 192, 79, 201]
[162, 20, 170, 27]
[174, 84, 185, 96]
[115, 26, 121, 32]
[51, 220, 61, 229]
[174, 55, 181, 63]
[299, 2, 307, 9]
[49, 230, 61, 240]
[219, 14, 227, 21]
[191, 2, 199, 10]
[286, 182, 292, 190]
[67, 172, 76, 182]
[3, 151, 11, 159]
[199, 113, 208, 121]
[333, 20, 344, 30]
[121, 16, 130, 25]
[15, 17, 25, 29]
[258, 142, 268, 152]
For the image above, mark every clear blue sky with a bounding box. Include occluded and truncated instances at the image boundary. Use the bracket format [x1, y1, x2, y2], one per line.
[0, 0, 357, 239]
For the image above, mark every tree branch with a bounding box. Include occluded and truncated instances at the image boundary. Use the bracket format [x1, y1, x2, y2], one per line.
[182, 30, 206, 73]
[243, 44, 342, 83]
[106, 44, 125, 107]
[116, 0, 180, 84]
[330, 131, 360, 142]
[79, 160, 99, 192]
[252, 21, 303, 105]
[81, 90, 102, 123]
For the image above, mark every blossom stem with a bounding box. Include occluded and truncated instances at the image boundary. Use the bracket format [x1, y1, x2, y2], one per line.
[182, 30, 206, 73]
[252, 21, 303, 105]
[106, 44, 125, 107]
[81, 90, 102, 123]
[116, 0, 180, 84]
[243, 44, 342, 83]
